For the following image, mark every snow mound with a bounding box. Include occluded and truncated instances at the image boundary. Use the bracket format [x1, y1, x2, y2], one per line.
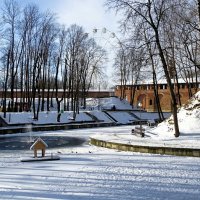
[184, 91, 200, 110]
[151, 91, 200, 138]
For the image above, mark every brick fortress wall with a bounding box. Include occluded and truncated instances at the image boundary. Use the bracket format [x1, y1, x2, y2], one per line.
[115, 83, 200, 112]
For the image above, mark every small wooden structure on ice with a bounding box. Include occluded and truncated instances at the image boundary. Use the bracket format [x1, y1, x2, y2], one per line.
[30, 137, 48, 158]
[20, 137, 60, 162]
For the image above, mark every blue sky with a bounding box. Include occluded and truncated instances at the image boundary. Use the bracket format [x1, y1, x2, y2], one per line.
[0, 0, 121, 84]
[2, 0, 120, 36]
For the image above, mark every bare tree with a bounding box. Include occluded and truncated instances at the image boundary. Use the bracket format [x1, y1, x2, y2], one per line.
[78, 38, 107, 108]
[143, 28, 164, 121]
[59, 24, 108, 117]
[106, 0, 183, 137]
[1, 0, 21, 112]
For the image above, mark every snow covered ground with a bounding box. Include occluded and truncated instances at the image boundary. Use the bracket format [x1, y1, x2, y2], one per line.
[91, 92, 200, 148]
[0, 97, 133, 125]
[1, 128, 200, 200]
[147, 91, 200, 139]
[0, 97, 170, 125]
[91, 125, 200, 149]
[0, 93, 200, 199]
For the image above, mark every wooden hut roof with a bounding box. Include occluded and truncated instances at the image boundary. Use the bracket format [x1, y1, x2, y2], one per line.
[30, 137, 48, 150]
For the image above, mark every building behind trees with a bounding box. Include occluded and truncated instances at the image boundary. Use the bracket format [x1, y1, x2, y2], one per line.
[115, 80, 200, 112]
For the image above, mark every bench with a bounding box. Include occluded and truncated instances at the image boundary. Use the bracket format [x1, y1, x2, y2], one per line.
[131, 120, 148, 125]
[131, 126, 145, 137]
[147, 120, 156, 127]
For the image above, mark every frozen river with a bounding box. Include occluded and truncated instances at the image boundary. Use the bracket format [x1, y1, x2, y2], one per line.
[0, 126, 200, 200]
[0, 135, 86, 150]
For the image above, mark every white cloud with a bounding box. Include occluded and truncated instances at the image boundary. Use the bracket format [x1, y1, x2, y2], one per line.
[0, 0, 120, 34]
[1, 0, 121, 84]
[54, 0, 119, 34]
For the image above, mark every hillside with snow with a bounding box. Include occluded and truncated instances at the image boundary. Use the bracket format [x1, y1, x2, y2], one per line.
[0, 93, 199, 137]
[85, 96, 133, 110]
[0, 97, 140, 125]
[150, 91, 200, 139]
[91, 91, 200, 149]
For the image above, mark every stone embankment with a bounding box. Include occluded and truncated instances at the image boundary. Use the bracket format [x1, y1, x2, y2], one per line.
[0, 122, 116, 135]
[90, 137, 200, 157]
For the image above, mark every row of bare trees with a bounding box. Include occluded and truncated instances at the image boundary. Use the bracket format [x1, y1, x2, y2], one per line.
[106, 0, 200, 137]
[0, 0, 107, 120]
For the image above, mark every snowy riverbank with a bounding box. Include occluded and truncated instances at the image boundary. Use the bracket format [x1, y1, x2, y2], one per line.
[0, 127, 200, 200]
[0, 93, 200, 199]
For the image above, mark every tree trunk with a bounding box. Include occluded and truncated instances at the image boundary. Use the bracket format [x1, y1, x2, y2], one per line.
[154, 28, 180, 137]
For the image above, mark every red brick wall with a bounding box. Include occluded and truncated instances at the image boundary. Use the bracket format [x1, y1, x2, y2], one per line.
[115, 84, 200, 112]
[0, 90, 114, 99]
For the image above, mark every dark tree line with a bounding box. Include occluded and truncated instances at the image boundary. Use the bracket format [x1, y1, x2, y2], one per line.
[0, 0, 106, 120]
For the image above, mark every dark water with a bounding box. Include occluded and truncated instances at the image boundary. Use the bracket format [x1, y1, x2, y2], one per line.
[0, 136, 86, 150]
